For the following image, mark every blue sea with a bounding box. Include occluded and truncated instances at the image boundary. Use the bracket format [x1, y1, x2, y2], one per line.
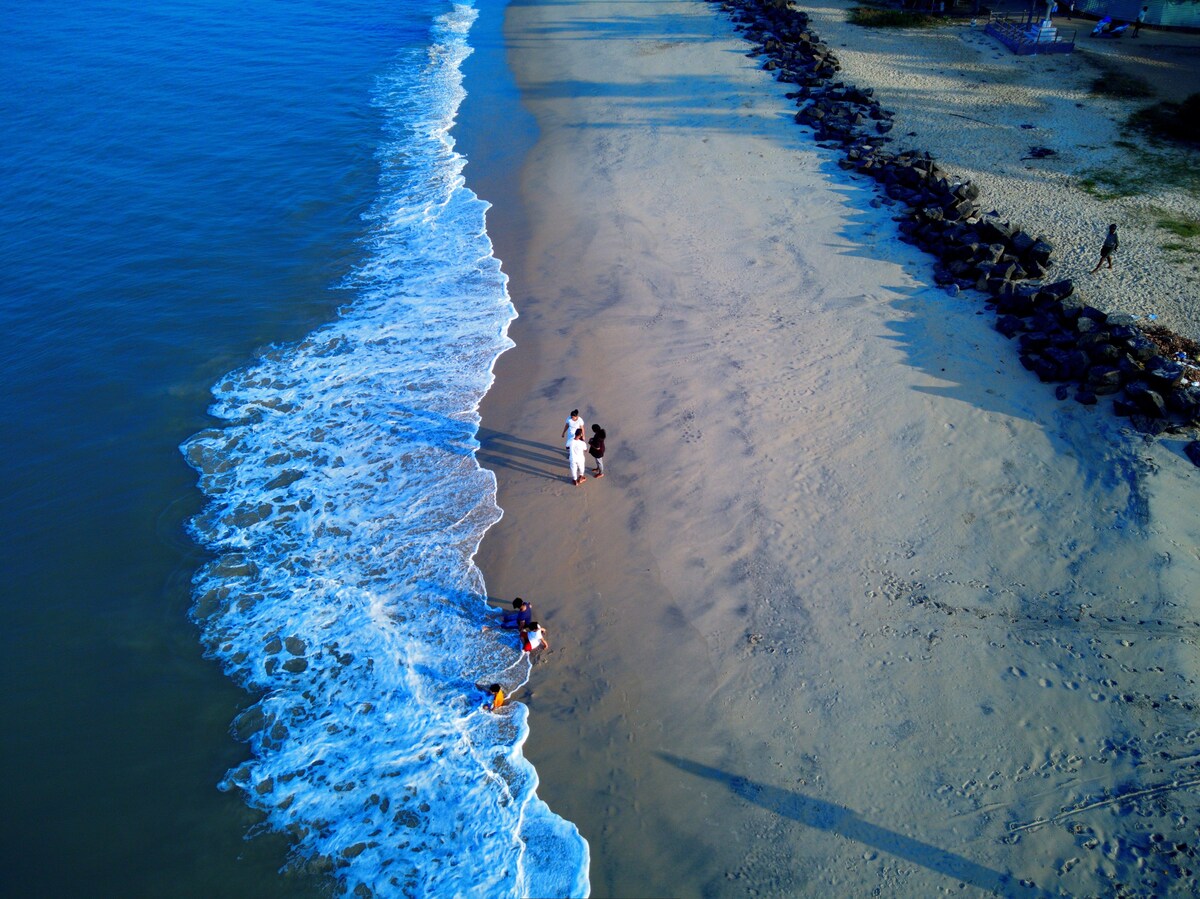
[0, 0, 588, 896]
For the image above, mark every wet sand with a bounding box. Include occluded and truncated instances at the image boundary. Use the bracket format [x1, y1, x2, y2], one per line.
[468, 0, 1200, 895]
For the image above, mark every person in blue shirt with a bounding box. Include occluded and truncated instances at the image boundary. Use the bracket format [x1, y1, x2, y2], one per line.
[482, 597, 533, 631]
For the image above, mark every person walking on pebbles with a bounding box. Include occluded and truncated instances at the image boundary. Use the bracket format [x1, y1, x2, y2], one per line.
[1133, 6, 1147, 37]
[568, 427, 589, 486]
[561, 409, 585, 456]
[1090, 223, 1118, 273]
[587, 423, 606, 479]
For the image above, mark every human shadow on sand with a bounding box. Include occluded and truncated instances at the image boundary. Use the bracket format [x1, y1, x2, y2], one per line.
[660, 753, 1053, 898]
[476, 427, 568, 482]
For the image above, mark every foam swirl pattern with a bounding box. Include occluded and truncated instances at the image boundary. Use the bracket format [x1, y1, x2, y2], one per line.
[182, 5, 589, 896]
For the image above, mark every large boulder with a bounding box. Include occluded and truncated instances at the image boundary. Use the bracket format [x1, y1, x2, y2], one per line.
[1124, 381, 1167, 418]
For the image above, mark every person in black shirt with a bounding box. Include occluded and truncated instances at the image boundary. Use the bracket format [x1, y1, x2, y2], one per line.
[588, 423, 606, 478]
[1090, 223, 1119, 273]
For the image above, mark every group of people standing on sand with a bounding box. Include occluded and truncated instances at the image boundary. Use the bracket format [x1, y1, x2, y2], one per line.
[475, 409, 610, 711]
[479, 597, 550, 711]
[561, 409, 606, 487]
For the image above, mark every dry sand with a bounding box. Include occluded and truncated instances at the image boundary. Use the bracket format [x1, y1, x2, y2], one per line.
[803, 0, 1200, 341]
[469, 0, 1200, 895]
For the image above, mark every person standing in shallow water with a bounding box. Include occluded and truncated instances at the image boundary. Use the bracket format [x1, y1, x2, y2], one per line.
[1090, 223, 1119, 273]
[588, 423, 606, 478]
[568, 427, 589, 486]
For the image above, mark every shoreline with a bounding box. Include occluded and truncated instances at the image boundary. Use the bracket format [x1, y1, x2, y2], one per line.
[464, 0, 1200, 895]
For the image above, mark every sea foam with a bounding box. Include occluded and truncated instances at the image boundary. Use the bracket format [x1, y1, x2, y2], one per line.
[182, 4, 589, 896]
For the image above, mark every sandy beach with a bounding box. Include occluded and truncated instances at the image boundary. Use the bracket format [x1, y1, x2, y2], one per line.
[469, 1, 1200, 895]
[801, 0, 1200, 342]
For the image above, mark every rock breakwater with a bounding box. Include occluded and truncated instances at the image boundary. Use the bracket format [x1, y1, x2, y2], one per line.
[710, 0, 1200, 459]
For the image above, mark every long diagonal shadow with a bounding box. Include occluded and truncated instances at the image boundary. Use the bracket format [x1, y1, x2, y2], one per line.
[660, 754, 1053, 898]
[476, 427, 567, 482]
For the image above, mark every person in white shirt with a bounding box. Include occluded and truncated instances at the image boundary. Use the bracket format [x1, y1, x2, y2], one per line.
[561, 409, 585, 454]
[523, 622, 549, 652]
[568, 427, 589, 485]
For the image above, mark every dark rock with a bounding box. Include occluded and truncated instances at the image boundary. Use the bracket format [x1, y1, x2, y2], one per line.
[1019, 331, 1053, 352]
[1129, 415, 1173, 436]
[1126, 336, 1158, 362]
[1087, 342, 1121, 364]
[1184, 441, 1200, 468]
[284, 636, 307, 656]
[1125, 382, 1167, 418]
[1075, 389, 1097, 405]
[1054, 384, 1071, 401]
[1146, 361, 1184, 390]
[990, 261, 1018, 281]
[1168, 388, 1200, 420]
[1031, 354, 1061, 382]
[1038, 279, 1074, 301]
[1010, 231, 1036, 256]
[1045, 347, 1090, 379]
[1025, 239, 1053, 267]
[1056, 295, 1086, 320]
[1087, 367, 1123, 393]
[995, 288, 1039, 317]
[1118, 354, 1145, 377]
[954, 182, 980, 201]
[977, 218, 1015, 244]
[995, 315, 1026, 338]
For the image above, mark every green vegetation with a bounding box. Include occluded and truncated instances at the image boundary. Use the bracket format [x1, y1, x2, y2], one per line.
[847, 6, 942, 28]
[1078, 142, 1200, 201]
[1088, 65, 1154, 100]
[1128, 94, 1200, 148]
[1157, 215, 1200, 241]
[1156, 216, 1200, 262]
[1078, 167, 1140, 200]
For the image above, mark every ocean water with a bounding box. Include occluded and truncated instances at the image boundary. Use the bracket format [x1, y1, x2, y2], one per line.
[0, 0, 587, 895]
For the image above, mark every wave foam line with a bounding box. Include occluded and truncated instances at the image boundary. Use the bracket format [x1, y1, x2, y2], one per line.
[182, 4, 589, 896]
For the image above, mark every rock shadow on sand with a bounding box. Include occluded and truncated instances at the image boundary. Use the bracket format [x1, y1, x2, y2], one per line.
[660, 753, 1053, 898]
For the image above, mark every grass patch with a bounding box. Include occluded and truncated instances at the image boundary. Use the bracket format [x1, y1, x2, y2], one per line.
[1158, 216, 1200, 241]
[847, 6, 942, 27]
[1089, 69, 1154, 100]
[1128, 94, 1200, 148]
[1078, 168, 1141, 200]
[1157, 217, 1200, 261]
[1078, 139, 1200, 202]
